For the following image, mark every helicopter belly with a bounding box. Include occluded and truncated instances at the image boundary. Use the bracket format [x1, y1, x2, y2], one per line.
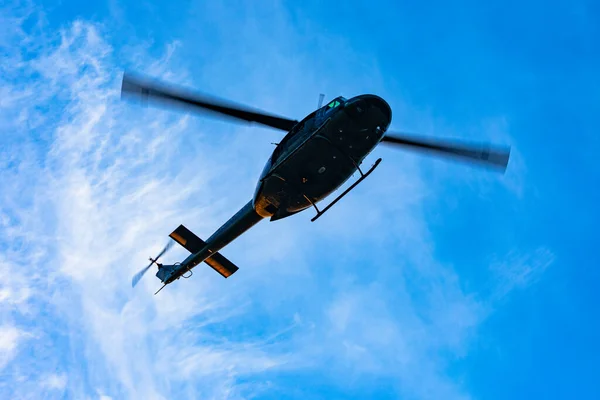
[261, 137, 357, 215]
[254, 105, 388, 220]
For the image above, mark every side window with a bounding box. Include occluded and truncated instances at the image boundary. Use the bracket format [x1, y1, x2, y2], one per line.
[272, 120, 305, 162]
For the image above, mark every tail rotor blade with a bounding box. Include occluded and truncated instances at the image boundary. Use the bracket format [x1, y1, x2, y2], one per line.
[132, 262, 153, 288]
[155, 241, 174, 261]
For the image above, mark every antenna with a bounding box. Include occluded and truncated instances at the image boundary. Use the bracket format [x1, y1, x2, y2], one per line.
[318, 94, 325, 108]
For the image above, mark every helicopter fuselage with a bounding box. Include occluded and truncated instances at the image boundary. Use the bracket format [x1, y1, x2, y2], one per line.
[253, 94, 392, 221]
[156, 94, 392, 285]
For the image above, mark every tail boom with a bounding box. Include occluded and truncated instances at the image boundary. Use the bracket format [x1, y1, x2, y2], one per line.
[169, 224, 239, 278]
[157, 200, 264, 284]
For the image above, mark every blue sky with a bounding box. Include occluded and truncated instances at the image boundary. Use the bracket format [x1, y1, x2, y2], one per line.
[1, 0, 598, 399]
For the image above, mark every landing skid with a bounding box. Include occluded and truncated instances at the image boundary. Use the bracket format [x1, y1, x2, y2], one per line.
[304, 157, 382, 222]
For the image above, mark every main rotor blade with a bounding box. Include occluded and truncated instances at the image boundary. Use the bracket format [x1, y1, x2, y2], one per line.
[121, 72, 298, 131]
[132, 262, 153, 288]
[381, 132, 511, 171]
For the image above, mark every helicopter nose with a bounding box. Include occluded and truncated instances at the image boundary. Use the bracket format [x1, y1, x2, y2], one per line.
[345, 95, 392, 127]
[361, 95, 392, 123]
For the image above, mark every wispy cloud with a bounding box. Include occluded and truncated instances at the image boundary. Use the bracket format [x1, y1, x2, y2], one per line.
[40, 373, 68, 391]
[491, 247, 555, 300]
[0, 325, 25, 369]
[1, 6, 315, 396]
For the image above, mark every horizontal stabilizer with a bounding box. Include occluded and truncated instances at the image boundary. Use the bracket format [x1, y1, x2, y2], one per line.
[169, 224, 205, 253]
[169, 224, 239, 278]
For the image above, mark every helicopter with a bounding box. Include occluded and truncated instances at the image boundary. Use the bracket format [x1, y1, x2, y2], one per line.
[122, 72, 511, 294]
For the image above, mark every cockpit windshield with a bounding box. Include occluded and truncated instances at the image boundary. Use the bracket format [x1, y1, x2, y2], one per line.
[325, 96, 346, 110]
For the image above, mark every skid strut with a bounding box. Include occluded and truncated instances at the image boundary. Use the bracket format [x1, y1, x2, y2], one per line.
[305, 157, 382, 222]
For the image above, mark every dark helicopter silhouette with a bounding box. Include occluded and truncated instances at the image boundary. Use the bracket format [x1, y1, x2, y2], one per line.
[122, 72, 510, 294]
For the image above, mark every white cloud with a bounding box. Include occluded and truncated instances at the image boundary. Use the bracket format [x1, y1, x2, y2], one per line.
[319, 269, 483, 399]
[41, 373, 68, 390]
[0, 325, 24, 369]
[1, 13, 293, 399]
[491, 246, 555, 299]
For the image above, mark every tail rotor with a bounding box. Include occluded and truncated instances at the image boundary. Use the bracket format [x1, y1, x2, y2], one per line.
[132, 241, 174, 288]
